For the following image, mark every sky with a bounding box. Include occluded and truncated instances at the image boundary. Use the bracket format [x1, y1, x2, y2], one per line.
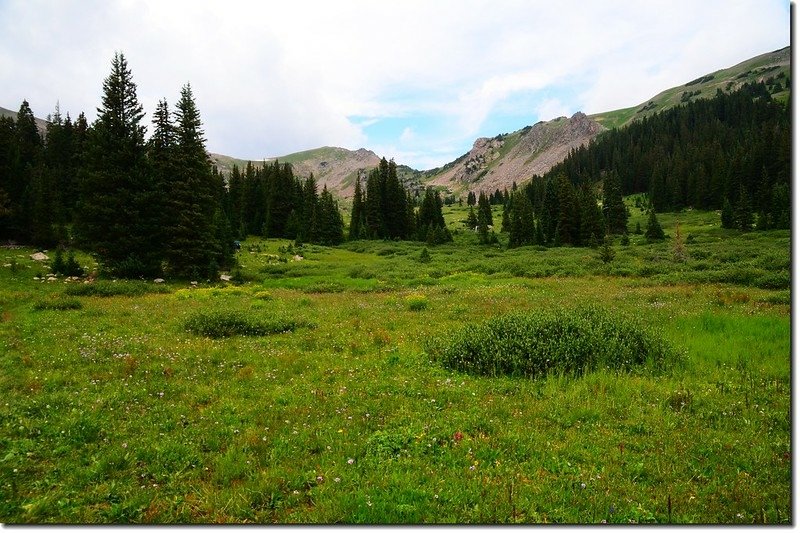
[0, 0, 790, 170]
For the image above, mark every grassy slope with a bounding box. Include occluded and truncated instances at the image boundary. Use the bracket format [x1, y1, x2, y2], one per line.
[0, 201, 790, 524]
[591, 46, 790, 129]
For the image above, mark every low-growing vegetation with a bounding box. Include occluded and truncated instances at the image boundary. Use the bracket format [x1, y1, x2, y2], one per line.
[184, 310, 310, 338]
[429, 305, 680, 379]
[0, 204, 790, 524]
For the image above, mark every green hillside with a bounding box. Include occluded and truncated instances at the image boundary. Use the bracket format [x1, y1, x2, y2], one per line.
[591, 46, 790, 129]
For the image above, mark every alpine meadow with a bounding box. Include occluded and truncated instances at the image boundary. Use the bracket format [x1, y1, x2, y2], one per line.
[0, 38, 791, 525]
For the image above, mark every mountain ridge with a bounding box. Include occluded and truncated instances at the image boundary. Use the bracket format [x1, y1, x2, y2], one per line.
[4, 46, 789, 199]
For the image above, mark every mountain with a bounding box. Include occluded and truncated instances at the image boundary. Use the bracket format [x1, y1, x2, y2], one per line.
[419, 46, 790, 195]
[590, 46, 790, 129]
[0, 105, 49, 133]
[421, 112, 604, 194]
[210, 146, 423, 199]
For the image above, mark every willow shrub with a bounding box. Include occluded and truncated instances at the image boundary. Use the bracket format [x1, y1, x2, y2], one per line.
[428, 305, 681, 379]
[184, 310, 309, 338]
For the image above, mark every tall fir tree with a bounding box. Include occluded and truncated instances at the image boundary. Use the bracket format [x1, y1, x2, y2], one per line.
[164, 83, 221, 278]
[348, 175, 365, 240]
[507, 190, 536, 248]
[75, 52, 162, 277]
[602, 169, 628, 234]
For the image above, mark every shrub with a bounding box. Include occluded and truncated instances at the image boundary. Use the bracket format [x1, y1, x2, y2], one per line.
[405, 293, 428, 311]
[64, 281, 169, 297]
[428, 305, 680, 379]
[183, 310, 308, 338]
[33, 296, 83, 311]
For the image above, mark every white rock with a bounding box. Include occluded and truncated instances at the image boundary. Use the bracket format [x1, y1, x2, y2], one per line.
[30, 252, 48, 261]
[220, 274, 232, 282]
[293, 255, 304, 261]
[154, 278, 165, 284]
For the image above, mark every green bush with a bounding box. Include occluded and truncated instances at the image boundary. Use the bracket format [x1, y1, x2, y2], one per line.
[405, 293, 428, 311]
[428, 305, 680, 379]
[33, 296, 83, 311]
[184, 310, 308, 338]
[65, 281, 169, 297]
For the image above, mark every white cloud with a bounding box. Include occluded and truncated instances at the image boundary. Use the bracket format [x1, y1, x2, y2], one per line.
[0, 0, 789, 168]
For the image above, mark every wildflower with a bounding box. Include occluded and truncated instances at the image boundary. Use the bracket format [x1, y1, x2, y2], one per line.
[122, 442, 128, 448]
[334, 477, 341, 483]
[347, 458, 355, 465]
[453, 431, 464, 443]
[580, 482, 586, 489]
[317, 476, 324, 483]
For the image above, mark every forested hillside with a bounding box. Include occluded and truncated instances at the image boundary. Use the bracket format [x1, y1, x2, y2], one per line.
[525, 82, 790, 231]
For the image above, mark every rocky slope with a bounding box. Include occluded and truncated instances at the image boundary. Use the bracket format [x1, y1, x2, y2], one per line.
[211, 146, 422, 199]
[423, 112, 605, 194]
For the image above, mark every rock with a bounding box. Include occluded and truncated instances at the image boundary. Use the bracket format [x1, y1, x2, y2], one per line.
[190, 281, 198, 286]
[220, 274, 232, 282]
[30, 252, 48, 261]
[154, 278, 165, 284]
[293, 255, 304, 261]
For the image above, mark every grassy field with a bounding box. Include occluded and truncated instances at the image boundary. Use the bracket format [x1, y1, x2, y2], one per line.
[0, 202, 790, 524]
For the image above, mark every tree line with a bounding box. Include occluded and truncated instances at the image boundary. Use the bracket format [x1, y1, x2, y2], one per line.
[531, 82, 790, 229]
[0, 52, 345, 278]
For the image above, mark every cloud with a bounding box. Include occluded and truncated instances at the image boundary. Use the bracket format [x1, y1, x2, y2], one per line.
[0, 0, 789, 169]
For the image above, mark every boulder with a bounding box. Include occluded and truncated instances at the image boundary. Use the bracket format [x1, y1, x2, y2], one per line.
[30, 252, 48, 261]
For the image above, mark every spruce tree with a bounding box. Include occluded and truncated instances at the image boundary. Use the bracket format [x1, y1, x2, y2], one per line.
[734, 185, 753, 231]
[314, 185, 344, 245]
[348, 175, 365, 240]
[164, 83, 220, 278]
[465, 206, 478, 229]
[644, 210, 665, 241]
[602, 170, 628, 234]
[477, 191, 493, 228]
[75, 52, 161, 277]
[507, 190, 535, 248]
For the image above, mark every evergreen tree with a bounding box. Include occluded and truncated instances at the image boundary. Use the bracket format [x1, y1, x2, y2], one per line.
[164, 83, 220, 278]
[227, 164, 246, 238]
[644, 210, 665, 241]
[507, 190, 535, 248]
[314, 185, 344, 245]
[734, 184, 753, 231]
[477, 191, 493, 227]
[602, 169, 628, 234]
[598, 234, 616, 263]
[578, 185, 604, 246]
[557, 174, 579, 245]
[297, 174, 318, 243]
[720, 197, 735, 228]
[348, 175, 365, 240]
[74, 52, 162, 277]
[465, 206, 478, 229]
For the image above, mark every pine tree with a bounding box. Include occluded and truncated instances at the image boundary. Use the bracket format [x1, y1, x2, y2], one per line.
[734, 184, 753, 231]
[314, 185, 344, 245]
[465, 206, 478, 229]
[75, 52, 162, 277]
[557, 174, 579, 245]
[644, 210, 665, 241]
[297, 174, 317, 243]
[602, 169, 628, 234]
[507, 190, 535, 248]
[477, 191, 493, 227]
[578, 185, 604, 246]
[164, 83, 220, 278]
[598, 234, 616, 264]
[348, 175, 365, 240]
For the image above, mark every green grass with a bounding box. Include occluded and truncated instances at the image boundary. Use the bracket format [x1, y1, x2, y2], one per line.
[0, 204, 790, 524]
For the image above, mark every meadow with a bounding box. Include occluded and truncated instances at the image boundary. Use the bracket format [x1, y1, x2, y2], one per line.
[0, 201, 791, 524]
